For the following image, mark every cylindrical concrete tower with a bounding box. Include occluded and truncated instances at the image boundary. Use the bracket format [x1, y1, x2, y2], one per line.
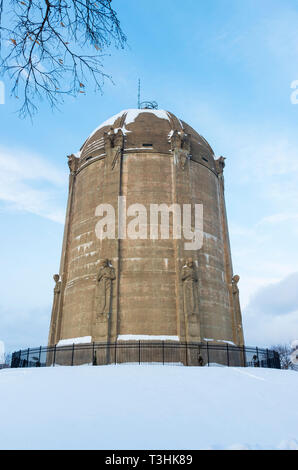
[48, 109, 244, 349]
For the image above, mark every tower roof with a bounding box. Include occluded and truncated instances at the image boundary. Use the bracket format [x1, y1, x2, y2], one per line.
[80, 109, 215, 169]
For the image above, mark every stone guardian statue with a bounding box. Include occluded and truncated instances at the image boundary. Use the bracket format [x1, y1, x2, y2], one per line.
[232, 274, 244, 345]
[181, 258, 199, 314]
[181, 258, 201, 341]
[48, 274, 61, 345]
[97, 259, 116, 318]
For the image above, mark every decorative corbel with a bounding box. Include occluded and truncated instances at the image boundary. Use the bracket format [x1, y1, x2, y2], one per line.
[104, 127, 124, 170]
[215, 156, 226, 176]
[67, 154, 79, 175]
[170, 130, 191, 170]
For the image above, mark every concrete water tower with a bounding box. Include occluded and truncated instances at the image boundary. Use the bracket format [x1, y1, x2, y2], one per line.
[48, 108, 244, 350]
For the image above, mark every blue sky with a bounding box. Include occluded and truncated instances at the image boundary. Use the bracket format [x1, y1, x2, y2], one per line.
[1, 0, 298, 352]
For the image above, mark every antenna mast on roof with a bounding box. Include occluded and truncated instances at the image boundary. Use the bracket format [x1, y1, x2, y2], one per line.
[138, 78, 141, 109]
[137, 78, 158, 110]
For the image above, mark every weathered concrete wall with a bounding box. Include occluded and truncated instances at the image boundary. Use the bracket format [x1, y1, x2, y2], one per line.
[48, 109, 244, 348]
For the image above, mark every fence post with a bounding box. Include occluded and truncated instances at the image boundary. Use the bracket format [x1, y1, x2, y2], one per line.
[53, 345, 56, 367]
[115, 341, 117, 365]
[71, 343, 75, 366]
[92, 342, 95, 366]
[266, 349, 270, 368]
[38, 346, 42, 366]
[242, 345, 246, 367]
[27, 348, 30, 367]
[139, 341, 141, 365]
[276, 351, 281, 370]
[226, 344, 230, 367]
[162, 341, 165, 365]
[256, 347, 259, 367]
[16, 350, 21, 368]
[207, 342, 210, 367]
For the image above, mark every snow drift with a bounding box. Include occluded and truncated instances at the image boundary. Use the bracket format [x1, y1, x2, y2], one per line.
[0, 365, 297, 450]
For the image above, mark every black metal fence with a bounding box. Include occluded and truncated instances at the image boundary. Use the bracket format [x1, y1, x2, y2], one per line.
[10, 342, 281, 369]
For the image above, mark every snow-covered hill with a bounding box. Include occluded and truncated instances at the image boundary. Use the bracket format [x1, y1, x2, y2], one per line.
[0, 365, 297, 450]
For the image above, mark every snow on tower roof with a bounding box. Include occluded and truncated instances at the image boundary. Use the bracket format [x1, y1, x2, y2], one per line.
[79, 107, 216, 170]
[88, 109, 171, 140]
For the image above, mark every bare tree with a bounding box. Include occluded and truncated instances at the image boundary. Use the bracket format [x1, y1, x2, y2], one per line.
[0, 0, 126, 117]
[271, 343, 294, 370]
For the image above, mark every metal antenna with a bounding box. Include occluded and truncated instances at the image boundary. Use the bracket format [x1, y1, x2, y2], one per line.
[138, 78, 141, 109]
[137, 78, 158, 110]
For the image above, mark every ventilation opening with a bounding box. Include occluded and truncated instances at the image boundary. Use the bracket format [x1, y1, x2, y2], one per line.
[85, 156, 93, 161]
[202, 157, 209, 162]
[142, 143, 153, 147]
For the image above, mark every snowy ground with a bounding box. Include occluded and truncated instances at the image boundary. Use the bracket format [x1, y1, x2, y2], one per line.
[0, 365, 297, 450]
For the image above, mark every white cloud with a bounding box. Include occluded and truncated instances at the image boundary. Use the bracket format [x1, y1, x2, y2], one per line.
[248, 272, 298, 316]
[0, 146, 67, 223]
[244, 308, 298, 348]
[239, 139, 298, 180]
[258, 213, 298, 225]
[243, 272, 298, 347]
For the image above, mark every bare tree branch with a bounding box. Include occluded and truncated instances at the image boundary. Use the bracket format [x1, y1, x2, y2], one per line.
[271, 343, 295, 370]
[0, 0, 126, 117]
